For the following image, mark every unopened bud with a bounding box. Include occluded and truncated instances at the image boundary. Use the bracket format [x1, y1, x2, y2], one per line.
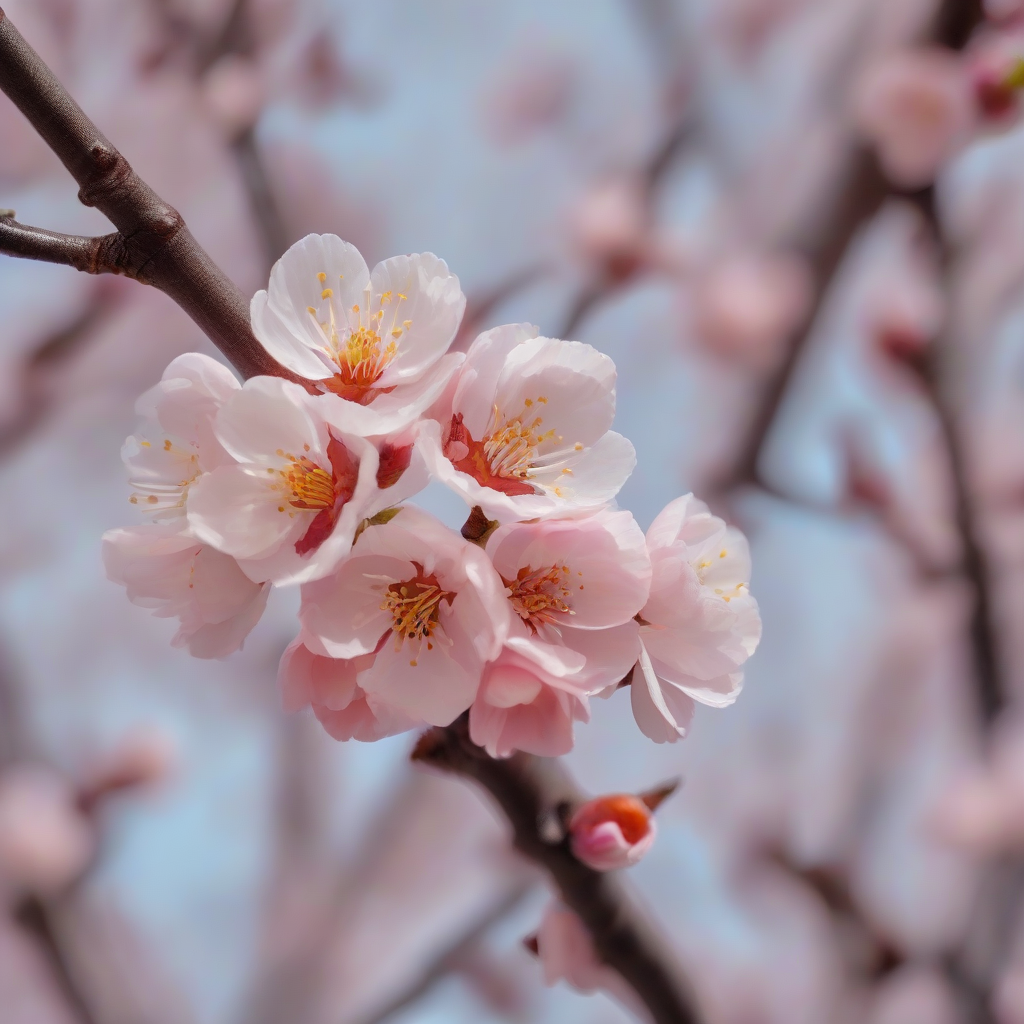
[0, 766, 94, 895]
[569, 793, 660, 871]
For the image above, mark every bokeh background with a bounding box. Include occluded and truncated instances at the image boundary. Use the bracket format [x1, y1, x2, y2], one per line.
[1, 0, 1023, 1022]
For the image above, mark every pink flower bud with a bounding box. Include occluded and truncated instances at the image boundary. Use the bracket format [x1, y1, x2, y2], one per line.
[853, 49, 975, 188]
[969, 34, 1024, 122]
[569, 794, 657, 871]
[0, 767, 94, 896]
[202, 55, 266, 138]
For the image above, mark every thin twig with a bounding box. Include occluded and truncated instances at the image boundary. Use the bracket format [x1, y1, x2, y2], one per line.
[414, 715, 700, 1024]
[0, 8, 305, 385]
[351, 882, 533, 1024]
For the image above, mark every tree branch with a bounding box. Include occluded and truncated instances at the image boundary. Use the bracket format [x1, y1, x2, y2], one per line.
[414, 715, 700, 1024]
[0, 9, 700, 1021]
[0, 8, 306, 384]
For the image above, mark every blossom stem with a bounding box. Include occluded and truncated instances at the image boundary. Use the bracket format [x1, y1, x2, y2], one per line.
[0, 8, 308, 385]
[414, 715, 701, 1024]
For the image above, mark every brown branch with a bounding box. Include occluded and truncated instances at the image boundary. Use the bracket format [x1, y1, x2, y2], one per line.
[0, 12, 702, 1021]
[414, 715, 700, 1024]
[0, 8, 306, 384]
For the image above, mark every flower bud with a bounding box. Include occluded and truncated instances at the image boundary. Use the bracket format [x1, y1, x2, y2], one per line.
[0, 766, 94, 896]
[569, 794, 658, 871]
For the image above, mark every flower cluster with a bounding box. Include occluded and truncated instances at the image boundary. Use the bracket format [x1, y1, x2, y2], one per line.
[104, 234, 761, 755]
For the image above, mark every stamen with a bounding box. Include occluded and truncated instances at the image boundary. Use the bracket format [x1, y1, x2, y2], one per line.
[381, 566, 455, 660]
[503, 564, 575, 633]
[279, 456, 335, 510]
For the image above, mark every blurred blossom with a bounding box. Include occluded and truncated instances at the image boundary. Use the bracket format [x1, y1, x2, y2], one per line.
[201, 55, 266, 139]
[567, 174, 651, 280]
[481, 42, 575, 145]
[870, 257, 945, 363]
[0, 766, 93, 897]
[866, 964, 960, 1024]
[534, 901, 642, 1014]
[568, 794, 657, 871]
[689, 252, 812, 366]
[986, 0, 1024, 23]
[853, 48, 975, 188]
[932, 716, 1024, 854]
[968, 29, 1024, 122]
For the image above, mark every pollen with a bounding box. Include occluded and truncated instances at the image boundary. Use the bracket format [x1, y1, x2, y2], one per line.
[322, 288, 333, 300]
[317, 272, 327, 284]
[503, 563, 574, 632]
[720, 550, 727, 558]
[278, 455, 335, 511]
[382, 569, 455, 654]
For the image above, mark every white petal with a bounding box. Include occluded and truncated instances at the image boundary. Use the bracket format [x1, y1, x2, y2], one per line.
[630, 642, 692, 743]
[370, 252, 466, 383]
[187, 465, 305, 560]
[214, 377, 328, 467]
[454, 323, 539, 436]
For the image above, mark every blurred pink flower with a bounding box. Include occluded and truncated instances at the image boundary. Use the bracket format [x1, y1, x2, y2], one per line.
[186, 375, 388, 585]
[0, 767, 93, 897]
[853, 48, 975, 188]
[250, 233, 466, 435]
[690, 252, 811, 366]
[297, 506, 507, 727]
[968, 30, 1024, 122]
[103, 354, 271, 658]
[568, 794, 657, 871]
[567, 174, 650, 281]
[632, 495, 761, 743]
[866, 965, 959, 1024]
[419, 323, 636, 522]
[201, 55, 266, 139]
[533, 902, 641, 1013]
[278, 638, 417, 742]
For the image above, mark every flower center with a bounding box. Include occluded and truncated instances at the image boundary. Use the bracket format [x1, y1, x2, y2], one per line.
[307, 276, 411, 404]
[503, 563, 576, 632]
[443, 400, 583, 499]
[381, 565, 455, 664]
[279, 453, 336, 510]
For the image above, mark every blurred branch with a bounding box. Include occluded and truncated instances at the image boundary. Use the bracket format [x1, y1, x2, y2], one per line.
[722, 0, 986, 491]
[0, 8, 304, 384]
[352, 882, 533, 1024]
[14, 896, 98, 1024]
[414, 715, 701, 1024]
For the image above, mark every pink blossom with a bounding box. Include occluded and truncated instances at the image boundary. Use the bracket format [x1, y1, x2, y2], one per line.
[186, 375, 413, 585]
[279, 638, 417, 742]
[419, 323, 636, 522]
[533, 902, 642, 1013]
[103, 354, 271, 658]
[250, 233, 466, 435]
[469, 650, 588, 758]
[968, 31, 1024, 123]
[201, 55, 266, 138]
[468, 509, 649, 756]
[103, 524, 271, 659]
[0, 767, 94, 897]
[631, 495, 761, 743]
[567, 174, 650, 279]
[568, 794, 657, 871]
[690, 252, 811, 366]
[296, 506, 507, 727]
[853, 48, 975, 188]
